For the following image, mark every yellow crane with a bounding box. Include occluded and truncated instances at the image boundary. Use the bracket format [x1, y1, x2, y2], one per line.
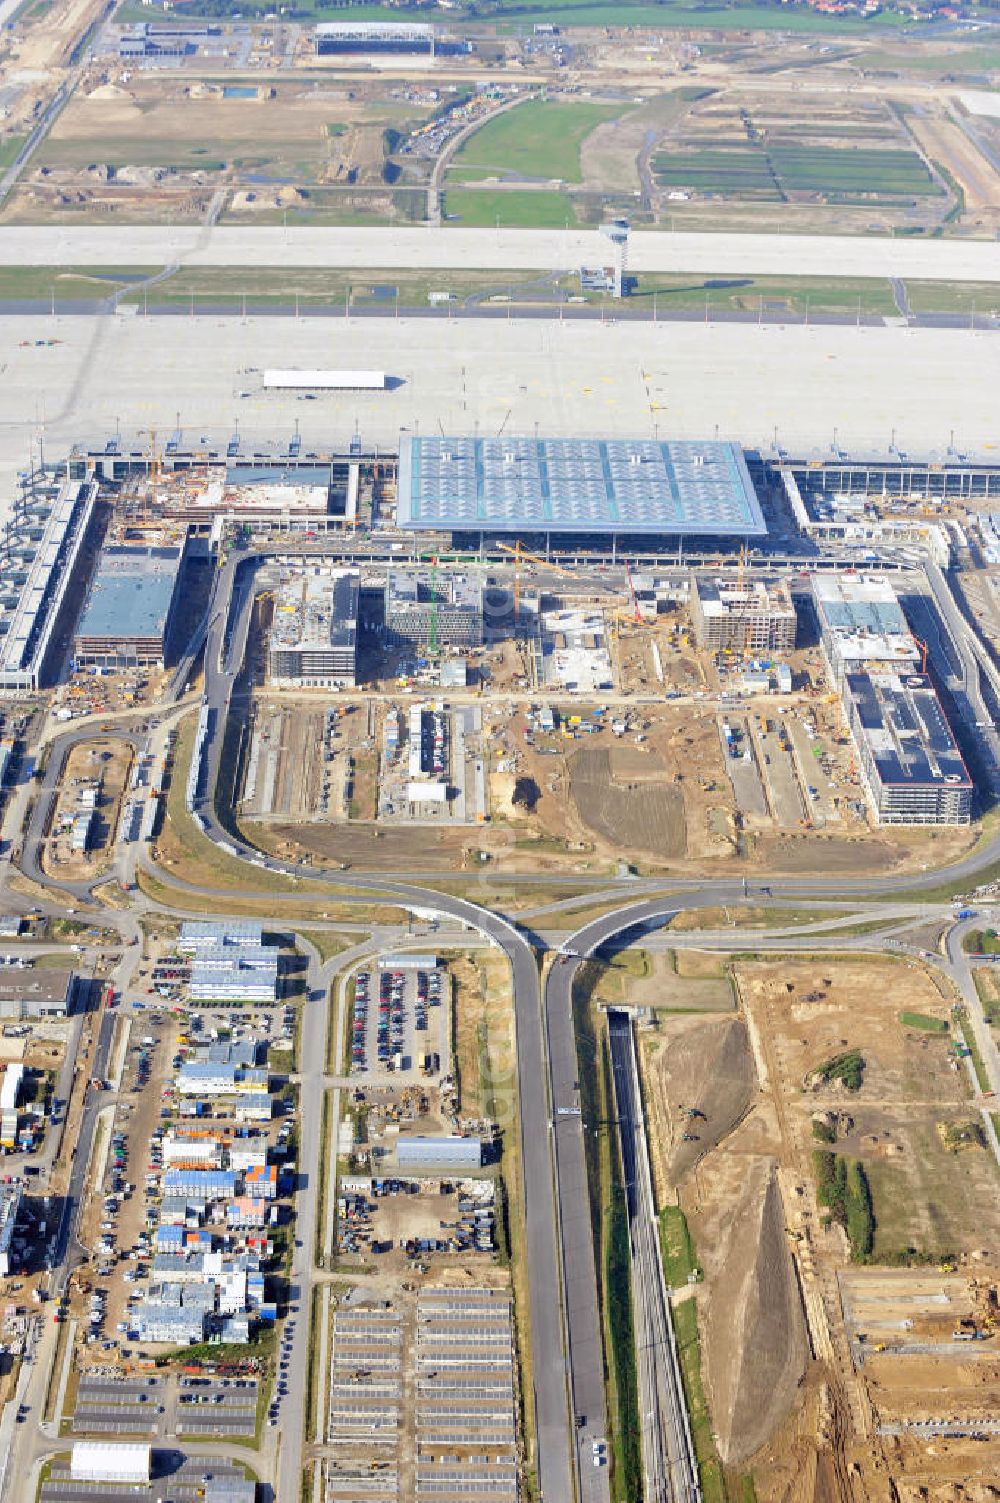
[495, 540, 578, 616]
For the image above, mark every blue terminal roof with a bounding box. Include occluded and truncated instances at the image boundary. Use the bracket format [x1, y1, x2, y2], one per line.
[396, 436, 766, 536]
[75, 546, 182, 641]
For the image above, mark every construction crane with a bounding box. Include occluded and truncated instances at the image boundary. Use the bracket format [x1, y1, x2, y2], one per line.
[495, 541, 578, 617]
[623, 557, 643, 625]
[428, 556, 439, 659]
[914, 637, 930, 674]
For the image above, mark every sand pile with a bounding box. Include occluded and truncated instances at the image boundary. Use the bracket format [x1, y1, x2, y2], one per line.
[703, 1161, 809, 1463]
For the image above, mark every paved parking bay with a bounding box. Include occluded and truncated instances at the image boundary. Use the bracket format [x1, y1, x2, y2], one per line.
[177, 1378, 258, 1437]
[72, 1376, 164, 1434]
[351, 964, 447, 1079]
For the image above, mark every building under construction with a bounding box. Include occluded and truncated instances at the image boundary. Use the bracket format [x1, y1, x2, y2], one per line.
[812, 574, 921, 684]
[383, 570, 483, 651]
[690, 575, 797, 654]
[268, 570, 359, 688]
[73, 544, 186, 669]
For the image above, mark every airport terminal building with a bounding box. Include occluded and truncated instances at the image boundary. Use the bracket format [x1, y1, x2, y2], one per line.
[396, 435, 767, 548]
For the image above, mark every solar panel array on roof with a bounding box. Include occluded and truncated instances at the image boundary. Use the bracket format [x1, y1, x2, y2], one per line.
[396, 436, 766, 536]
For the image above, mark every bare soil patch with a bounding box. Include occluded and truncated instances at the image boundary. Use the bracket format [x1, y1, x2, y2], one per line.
[568, 747, 686, 860]
[701, 1161, 810, 1465]
[643, 1015, 755, 1181]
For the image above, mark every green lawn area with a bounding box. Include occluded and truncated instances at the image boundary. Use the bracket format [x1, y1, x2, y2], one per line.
[899, 1011, 949, 1034]
[658, 1205, 700, 1287]
[963, 928, 1000, 955]
[450, 97, 620, 182]
[0, 136, 27, 174]
[905, 281, 1000, 316]
[629, 273, 898, 316]
[113, 0, 913, 27]
[492, 0, 911, 30]
[442, 188, 579, 227]
[0, 265, 152, 300]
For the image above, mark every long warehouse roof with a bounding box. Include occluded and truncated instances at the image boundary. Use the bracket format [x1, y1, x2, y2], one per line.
[261, 369, 386, 390]
[396, 435, 766, 536]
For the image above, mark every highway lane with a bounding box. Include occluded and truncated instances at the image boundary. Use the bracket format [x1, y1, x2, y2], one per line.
[607, 1010, 699, 1503]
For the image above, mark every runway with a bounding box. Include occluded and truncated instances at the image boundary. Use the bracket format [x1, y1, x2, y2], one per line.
[1, 225, 1000, 281]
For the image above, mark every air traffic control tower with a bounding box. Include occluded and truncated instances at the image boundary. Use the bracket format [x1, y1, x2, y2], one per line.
[600, 216, 630, 298]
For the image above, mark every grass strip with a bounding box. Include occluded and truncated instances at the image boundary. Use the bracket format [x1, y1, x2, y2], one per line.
[601, 1038, 642, 1503]
[898, 1011, 949, 1033]
[658, 1205, 700, 1288]
[955, 1008, 991, 1094]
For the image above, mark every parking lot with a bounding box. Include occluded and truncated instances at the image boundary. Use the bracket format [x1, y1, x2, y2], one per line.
[72, 1375, 164, 1434]
[177, 1375, 259, 1437]
[351, 963, 449, 1081]
[336, 1176, 496, 1262]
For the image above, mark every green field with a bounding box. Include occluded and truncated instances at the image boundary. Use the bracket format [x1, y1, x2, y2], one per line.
[442, 188, 579, 227]
[119, 0, 915, 32]
[451, 98, 621, 183]
[0, 136, 27, 174]
[653, 141, 940, 199]
[0, 266, 151, 301]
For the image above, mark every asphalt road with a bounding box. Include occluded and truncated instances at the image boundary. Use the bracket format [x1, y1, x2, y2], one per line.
[0, 298, 996, 331]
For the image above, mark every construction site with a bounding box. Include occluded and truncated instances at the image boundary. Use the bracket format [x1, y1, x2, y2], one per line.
[225, 540, 988, 878]
[627, 948, 1000, 1502]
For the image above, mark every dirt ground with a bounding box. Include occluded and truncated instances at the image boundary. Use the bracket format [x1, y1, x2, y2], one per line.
[629, 949, 1000, 1499]
[568, 747, 686, 861]
[43, 738, 133, 883]
[449, 952, 515, 1130]
[17, 77, 431, 223]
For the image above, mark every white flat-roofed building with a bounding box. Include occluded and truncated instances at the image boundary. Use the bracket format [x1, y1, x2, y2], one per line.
[0, 1063, 23, 1111]
[0, 480, 97, 694]
[396, 1134, 482, 1169]
[316, 20, 434, 53]
[234, 1092, 274, 1122]
[70, 1443, 151, 1484]
[162, 1133, 223, 1168]
[179, 920, 264, 951]
[261, 369, 386, 391]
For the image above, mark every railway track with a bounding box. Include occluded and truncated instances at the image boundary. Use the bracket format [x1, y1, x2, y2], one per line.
[607, 1009, 700, 1503]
